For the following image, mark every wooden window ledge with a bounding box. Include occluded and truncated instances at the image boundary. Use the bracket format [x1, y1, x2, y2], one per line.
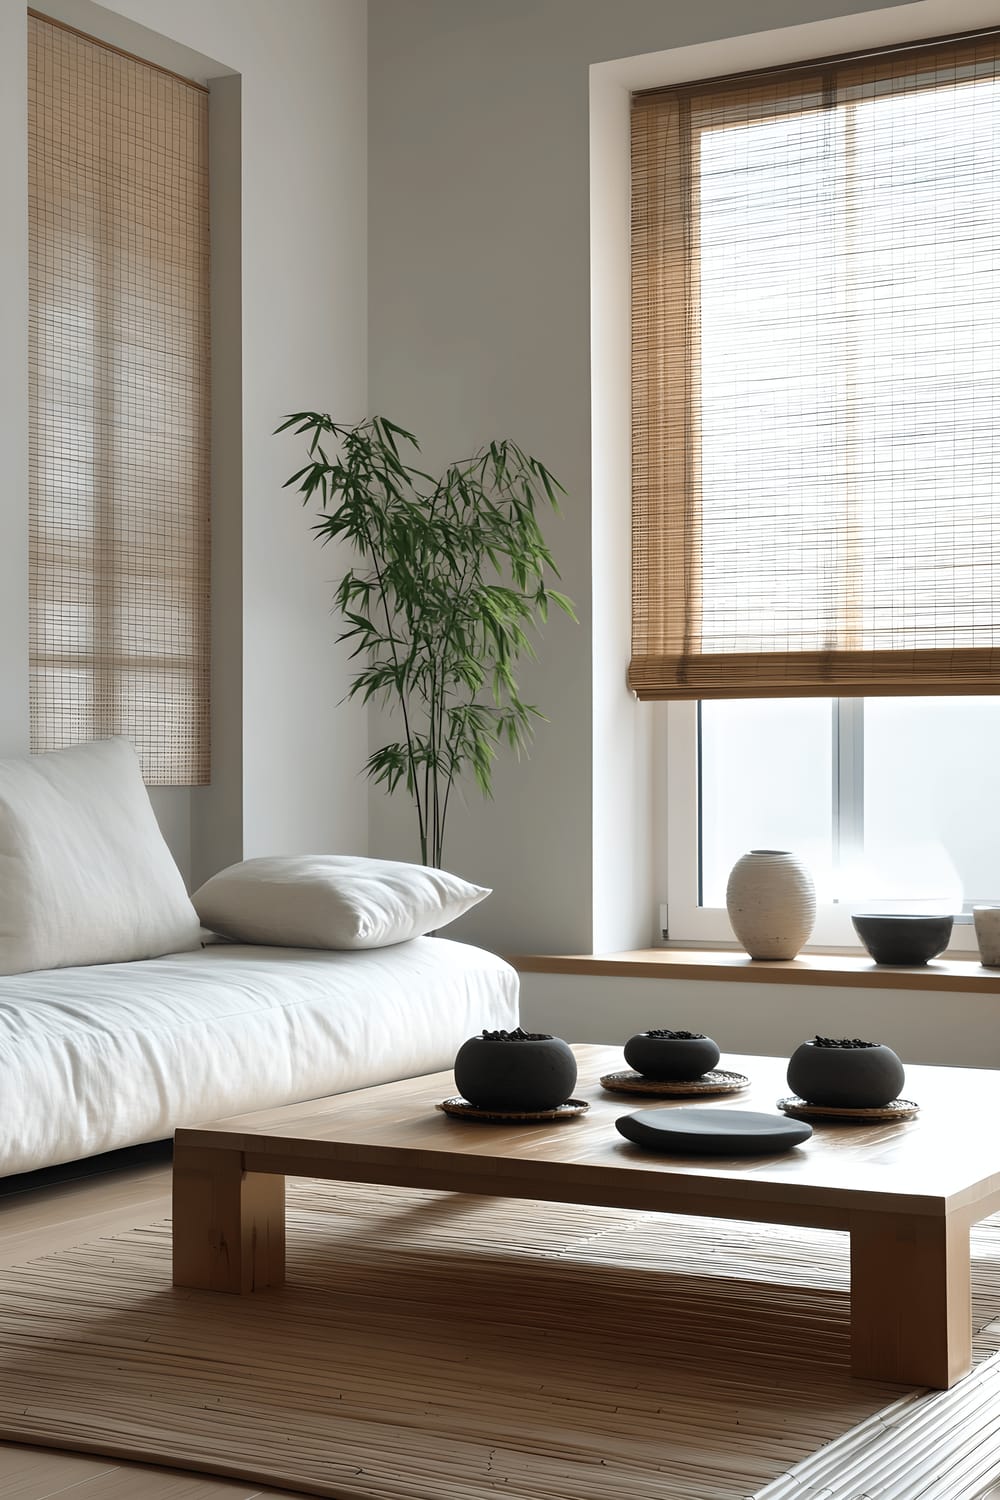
[507, 948, 1000, 995]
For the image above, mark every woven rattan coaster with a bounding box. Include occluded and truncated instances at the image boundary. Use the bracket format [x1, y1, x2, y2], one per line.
[437, 1097, 590, 1123]
[599, 1069, 750, 1098]
[777, 1096, 919, 1124]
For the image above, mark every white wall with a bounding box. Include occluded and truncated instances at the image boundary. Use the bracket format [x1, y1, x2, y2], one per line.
[5, 0, 990, 948]
[520, 972, 1000, 1071]
[366, 0, 936, 956]
[0, 0, 369, 885]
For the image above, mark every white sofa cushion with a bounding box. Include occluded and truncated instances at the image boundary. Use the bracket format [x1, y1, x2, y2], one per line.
[0, 737, 201, 976]
[0, 939, 519, 1175]
[192, 854, 489, 950]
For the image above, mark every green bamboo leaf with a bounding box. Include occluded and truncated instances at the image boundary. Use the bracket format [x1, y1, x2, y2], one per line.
[549, 591, 577, 619]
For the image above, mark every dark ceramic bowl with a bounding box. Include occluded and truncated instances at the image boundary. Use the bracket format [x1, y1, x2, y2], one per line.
[787, 1039, 905, 1109]
[453, 1033, 577, 1111]
[623, 1032, 721, 1081]
[851, 913, 953, 966]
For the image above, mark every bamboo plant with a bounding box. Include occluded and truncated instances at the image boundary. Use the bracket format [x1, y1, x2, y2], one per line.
[277, 413, 575, 868]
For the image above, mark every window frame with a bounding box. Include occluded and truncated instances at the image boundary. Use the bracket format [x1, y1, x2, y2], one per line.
[664, 701, 982, 957]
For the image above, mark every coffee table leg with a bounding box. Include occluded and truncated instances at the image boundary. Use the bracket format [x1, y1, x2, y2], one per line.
[172, 1141, 286, 1294]
[849, 1210, 971, 1388]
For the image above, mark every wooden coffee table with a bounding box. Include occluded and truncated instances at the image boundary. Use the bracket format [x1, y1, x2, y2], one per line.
[172, 1044, 1000, 1389]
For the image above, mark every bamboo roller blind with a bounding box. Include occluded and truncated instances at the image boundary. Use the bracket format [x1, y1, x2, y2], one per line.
[28, 13, 210, 783]
[630, 31, 1000, 700]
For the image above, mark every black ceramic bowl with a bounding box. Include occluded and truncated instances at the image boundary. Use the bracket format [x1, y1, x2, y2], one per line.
[851, 913, 953, 966]
[787, 1038, 905, 1109]
[623, 1031, 721, 1081]
[453, 1031, 578, 1111]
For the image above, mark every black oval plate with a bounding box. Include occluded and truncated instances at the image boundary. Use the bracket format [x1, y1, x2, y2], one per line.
[616, 1106, 812, 1155]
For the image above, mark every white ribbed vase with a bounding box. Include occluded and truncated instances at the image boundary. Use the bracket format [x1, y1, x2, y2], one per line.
[725, 850, 816, 961]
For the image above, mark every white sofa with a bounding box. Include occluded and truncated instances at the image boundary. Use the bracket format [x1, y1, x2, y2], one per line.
[0, 936, 518, 1178]
[0, 737, 518, 1177]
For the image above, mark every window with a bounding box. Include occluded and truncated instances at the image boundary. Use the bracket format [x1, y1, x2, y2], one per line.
[28, 13, 210, 785]
[669, 696, 997, 950]
[633, 30, 1000, 951]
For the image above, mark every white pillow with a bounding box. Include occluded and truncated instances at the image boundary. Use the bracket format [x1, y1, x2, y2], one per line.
[0, 738, 202, 976]
[192, 854, 490, 950]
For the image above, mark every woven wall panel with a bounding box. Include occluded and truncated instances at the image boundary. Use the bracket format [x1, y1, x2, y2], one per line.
[28, 13, 210, 783]
[630, 33, 1000, 700]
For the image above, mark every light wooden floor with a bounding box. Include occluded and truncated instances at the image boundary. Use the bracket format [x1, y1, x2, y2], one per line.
[0, 1152, 314, 1500]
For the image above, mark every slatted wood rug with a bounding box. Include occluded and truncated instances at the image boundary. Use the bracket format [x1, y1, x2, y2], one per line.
[0, 1182, 999, 1499]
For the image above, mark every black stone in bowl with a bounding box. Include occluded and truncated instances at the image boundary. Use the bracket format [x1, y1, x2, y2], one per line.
[453, 1029, 578, 1112]
[852, 913, 953, 966]
[623, 1029, 721, 1080]
[786, 1036, 905, 1109]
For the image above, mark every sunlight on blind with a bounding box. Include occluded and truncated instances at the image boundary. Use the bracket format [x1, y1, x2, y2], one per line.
[28, 13, 210, 783]
[630, 34, 1000, 700]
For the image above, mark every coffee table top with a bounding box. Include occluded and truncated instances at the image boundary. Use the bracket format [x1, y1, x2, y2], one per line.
[177, 1044, 1000, 1225]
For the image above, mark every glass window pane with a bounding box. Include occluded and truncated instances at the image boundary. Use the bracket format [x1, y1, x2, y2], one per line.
[862, 697, 1000, 906]
[699, 699, 834, 907]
